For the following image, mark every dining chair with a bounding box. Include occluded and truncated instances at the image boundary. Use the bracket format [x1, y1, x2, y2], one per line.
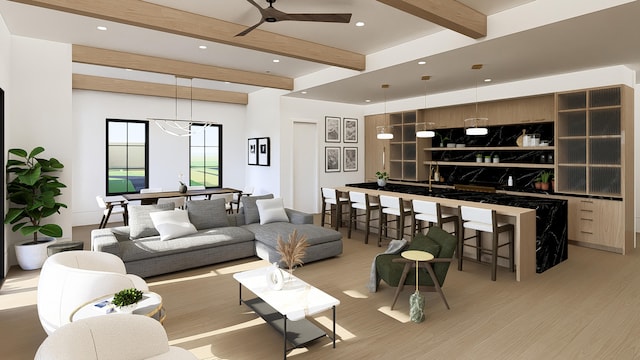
[96, 195, 128, 228]
[458, 205, 514, 281]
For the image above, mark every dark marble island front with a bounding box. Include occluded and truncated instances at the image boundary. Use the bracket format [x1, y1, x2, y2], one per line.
[345, 182, 568, 275]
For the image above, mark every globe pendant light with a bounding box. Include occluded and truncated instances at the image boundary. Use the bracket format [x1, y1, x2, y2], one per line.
[416, 75, 435, 138]
[376, 84, 394, 140]
[464, 64, 488, 136]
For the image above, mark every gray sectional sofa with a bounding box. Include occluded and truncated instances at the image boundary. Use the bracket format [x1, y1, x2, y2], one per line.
[91, 194, 343, 278]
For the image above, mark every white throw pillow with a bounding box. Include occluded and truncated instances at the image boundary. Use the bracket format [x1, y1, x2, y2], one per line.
[149, 209, 198, 241]
[256, 198, 289, 225]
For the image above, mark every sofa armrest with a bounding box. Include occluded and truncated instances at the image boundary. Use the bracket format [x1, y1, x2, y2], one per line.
[285, 208, 313, 225]
[91, 228, 124, 256]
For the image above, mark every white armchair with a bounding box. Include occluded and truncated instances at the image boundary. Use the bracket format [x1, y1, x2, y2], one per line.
[35, 314, 197, 360]
[37, 251, 148, 335]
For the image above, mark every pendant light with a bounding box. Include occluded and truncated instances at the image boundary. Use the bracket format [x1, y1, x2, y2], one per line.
[464, 64, 488, 136]
[148, 76, 214, 137]
[376, 84, 394, 140]
[416, 75, 435, 138]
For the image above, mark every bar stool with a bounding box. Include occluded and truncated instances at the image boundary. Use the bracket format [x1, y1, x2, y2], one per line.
[411, 199, 459, 238]
[321, 187, 349, 231]
[347, 191, 380, 244]
[378, 195, 412, 247]
[458, 205, 514, 281]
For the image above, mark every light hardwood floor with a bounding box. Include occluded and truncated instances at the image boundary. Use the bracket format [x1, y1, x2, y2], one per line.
[2, 221, 640, 360]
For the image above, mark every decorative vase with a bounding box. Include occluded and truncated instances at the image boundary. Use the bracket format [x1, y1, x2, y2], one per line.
[15, 237, 56, 270]
[540, 182, 550, 191]
[178, 183, 187, 193]
[377, 179, 387, 187]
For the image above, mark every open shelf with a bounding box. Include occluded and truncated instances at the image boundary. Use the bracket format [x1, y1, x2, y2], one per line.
[424, 161, 554, 169]
[425, 146, 555, 151]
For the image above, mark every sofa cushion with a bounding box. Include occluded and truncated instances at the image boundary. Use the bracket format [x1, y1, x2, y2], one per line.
[128, 203, 175, 240]
[149, 209, 198, 241]
[256, 198, 289, 225]
[243, 222, 341, 248]
[117, 227, 256, 263]
[241, 194, 274, 224]
[186, 198, 230, 230]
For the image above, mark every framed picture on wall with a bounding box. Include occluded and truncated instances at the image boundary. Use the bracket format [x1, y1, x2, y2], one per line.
[343, 147, 358, 172]
[325, 147, 340, 172]
[258, 137, 270, 166]
[247, 138, 258, 165]
[343, 118, 358, 143]
[325, 116, 341, 143]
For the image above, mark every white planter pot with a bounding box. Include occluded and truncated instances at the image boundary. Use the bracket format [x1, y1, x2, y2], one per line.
[15, 237, 57, 270]
[377, 179, 387, 187]
[116, 304, 138, 314]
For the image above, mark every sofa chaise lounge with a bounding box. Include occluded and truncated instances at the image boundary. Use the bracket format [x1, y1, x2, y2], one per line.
[91, 194, 343, 277]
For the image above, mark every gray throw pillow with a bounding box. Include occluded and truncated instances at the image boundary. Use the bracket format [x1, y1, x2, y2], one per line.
[186, 198, 230, 230]
[241, 194, 274, 224]
[128, 202, 175, 240]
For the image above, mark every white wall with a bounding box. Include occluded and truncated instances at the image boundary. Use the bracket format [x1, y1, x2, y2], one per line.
[280, 97, 364, 212]
[5, 36, 72, 267]
[72, 90, 247, 226]
[244, 88, 287, 198]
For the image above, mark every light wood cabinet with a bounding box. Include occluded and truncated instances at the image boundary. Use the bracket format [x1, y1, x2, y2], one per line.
[567, 198, 625, 252]
[364, 114, 390, 181]
[388, 110, 428, 181]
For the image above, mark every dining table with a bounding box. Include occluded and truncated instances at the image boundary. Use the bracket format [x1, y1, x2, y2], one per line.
[122, 187, 242, 205]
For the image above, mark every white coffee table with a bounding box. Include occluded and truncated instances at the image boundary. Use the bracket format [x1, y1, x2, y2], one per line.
[233, 266, 340, 359]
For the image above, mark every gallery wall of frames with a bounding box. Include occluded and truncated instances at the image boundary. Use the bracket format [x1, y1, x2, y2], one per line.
[324, 116, 358, 173]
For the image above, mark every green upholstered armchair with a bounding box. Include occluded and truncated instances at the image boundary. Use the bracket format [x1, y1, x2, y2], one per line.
[375, 226, 458, 310]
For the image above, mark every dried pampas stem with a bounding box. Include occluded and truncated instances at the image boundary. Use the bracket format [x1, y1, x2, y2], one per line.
[276, 229, 309, 274]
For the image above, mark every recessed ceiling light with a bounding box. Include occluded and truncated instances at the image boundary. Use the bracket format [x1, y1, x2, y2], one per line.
[365, 99, 371, 103]
[418, 61, 426, 65]
[355, 21, 365, 27]
[96, 26, 107, 31]
[224, 81, 231, 84]
[199, 45, 207, 49]
[125, 68, 133, 72]
[484, 78, 492, 82]
[273, 59, 280, 63]
[301, 91, 307, 95]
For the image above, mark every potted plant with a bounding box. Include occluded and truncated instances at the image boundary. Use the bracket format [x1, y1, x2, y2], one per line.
[540, 171, 552, 191]
[112, 288, 144, 313]
[4, 147, 67, 270]
[375, 171, 389, 187]
[434, 133, 450, 148]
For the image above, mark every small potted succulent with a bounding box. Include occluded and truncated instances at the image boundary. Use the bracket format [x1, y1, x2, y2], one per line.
[376, 171, 389, 187]
[112, 288, 144, 313]
[540, 171, 552, 191]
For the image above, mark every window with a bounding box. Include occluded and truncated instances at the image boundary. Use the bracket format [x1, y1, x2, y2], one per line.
[106, 119, 149, 195]
[190, 124, 222, 188]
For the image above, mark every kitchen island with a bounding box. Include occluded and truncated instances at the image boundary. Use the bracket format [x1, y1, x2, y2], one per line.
[340, 182, 568, 282]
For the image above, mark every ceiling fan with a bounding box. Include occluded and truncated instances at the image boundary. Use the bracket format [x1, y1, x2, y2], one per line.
[236, 0, 352, 37]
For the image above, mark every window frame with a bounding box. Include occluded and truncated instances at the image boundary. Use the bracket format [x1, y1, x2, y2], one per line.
[105, 119, 149, 196]
[189, 124, 223, 188]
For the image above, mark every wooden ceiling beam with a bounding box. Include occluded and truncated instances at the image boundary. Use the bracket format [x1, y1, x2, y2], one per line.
[377, 0, 486, 39]
[72, 74, 249, 105]
[73, 45, 292, 91]
[11, 0, 366, 70]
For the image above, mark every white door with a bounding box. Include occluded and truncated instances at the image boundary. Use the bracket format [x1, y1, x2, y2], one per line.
[293, 122, 317, 213]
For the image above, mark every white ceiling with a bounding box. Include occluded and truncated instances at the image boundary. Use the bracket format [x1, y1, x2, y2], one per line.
[1, 0, 639, 105]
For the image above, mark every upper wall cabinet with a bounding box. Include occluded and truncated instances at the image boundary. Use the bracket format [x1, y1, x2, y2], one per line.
[555, 85, 632, 198]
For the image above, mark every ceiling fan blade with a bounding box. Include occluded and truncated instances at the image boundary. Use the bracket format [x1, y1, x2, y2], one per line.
[278, 13, 352, 23]
[235, 19, 265, 37]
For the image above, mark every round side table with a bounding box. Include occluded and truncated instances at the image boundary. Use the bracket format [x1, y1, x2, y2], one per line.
[401, 250, 434, 323]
